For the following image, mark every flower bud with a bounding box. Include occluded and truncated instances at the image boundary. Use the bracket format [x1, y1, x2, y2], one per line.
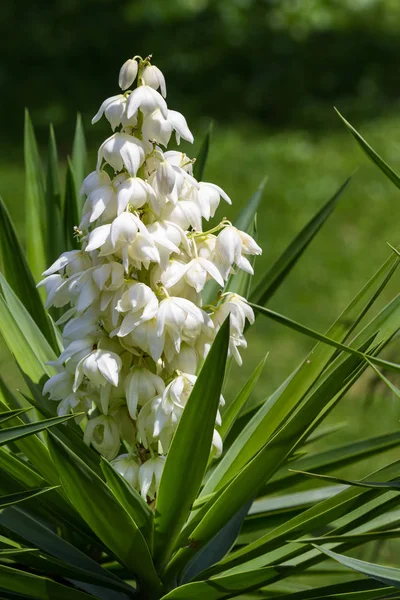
[118, 58, 138, 90]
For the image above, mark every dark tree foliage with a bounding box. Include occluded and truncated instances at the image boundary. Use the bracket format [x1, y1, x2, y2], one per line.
[2, 0, 400, 142]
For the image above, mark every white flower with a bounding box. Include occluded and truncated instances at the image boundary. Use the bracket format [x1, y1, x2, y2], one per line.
[112, 454, 140, 488]
[38, 53, 262, 474]
[80, 170, 112, 196]
[92, 262, 125, 292]
[57, 391, 91, 422]
[215, 225, 261, 279]
[43, 370, 74, 400]
[97, 133, 147, 176]
[125, 366, 165, 418]
[84, 414, 120, 460]
[146, 221, 182, 268]
[167, 344, 198, 375]
[37, 275, 71, 309]
[80, 178, 119, 229]
[212, 429, 223, 458]
[119, 58, 139, 90]
[142, 65, 166, 98]
[92, 213, 155, 271]
[167, 110, 193, 144]
[142, 109, 172, 146]
[214, 293, 255, 335]
[42, 250, 92, 277]
[164, 255, 224, 293]
[114, 282, 159, 336]
[62, 308, 102, 341]
[152, 374, 195, 441]
[228, 331, 248, 366]
[85, 224, 112, 253]
[55, 337, 97, 370]
[74, 349, 122, 414]
[116, 176, 157, 214]
[126, 318, 165, 362]
[92, 94, 127, 131]
[197, 182, 231, 220]
[157, 296, 207, 353]
[127, 85, 168, 120]
[138, 456, 165, 500]
[67, 269, 99, 313]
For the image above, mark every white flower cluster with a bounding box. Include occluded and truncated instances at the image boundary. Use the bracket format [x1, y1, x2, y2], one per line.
[39, 55, 261, 502]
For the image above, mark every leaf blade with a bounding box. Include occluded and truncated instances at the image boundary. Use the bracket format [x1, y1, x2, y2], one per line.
[154, 319, 230, 568]
[250, 177, 351, 306]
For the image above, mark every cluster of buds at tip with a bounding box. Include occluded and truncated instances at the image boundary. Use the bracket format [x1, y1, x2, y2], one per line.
[39, 54, 262, 502]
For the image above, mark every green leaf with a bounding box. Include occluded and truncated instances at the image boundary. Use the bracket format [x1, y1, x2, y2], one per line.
[0, 414, 77, 446]
[154, 319, 230, 568]
[181, 500, 252, 584]
[270, 579, 393, 600]
[234, 178, 267, 233]
[250, 177, 351, 307]
[250, 485, 345, 517]
[0, 408, 32, 425]
[0, 197, 57, 349]
[167, 339, 367, 578]
[292, 530, 400, 544]
[47, 433, 162, 595]
[100, 457, 152, 540]
[0, 382, 58, 486]
[315, 546, 400, 590]
[9, 552, 135, 598]
[63, 159, 80, 250]
[219, 354, 267, 441]
[161, 565, 281, 600]
[0, 507, 132, 600]
[193, 121, 213, 181]
[290, 469, 400, 492]
[24, 110, 47, 283]
[250, 303, 368, 360]
[72, 113, 87, 202]
[45, 124, 64, 264]
[201, 249, 400, 498]
[336, 108, 400, 190]
[202, 455, 400, 578]
[0, 488, 57, 509]
[264, 430, 400, 495]
[0, 563, 95, 600]
[0, 295, 49, 388]
[0, 273, 58, 369]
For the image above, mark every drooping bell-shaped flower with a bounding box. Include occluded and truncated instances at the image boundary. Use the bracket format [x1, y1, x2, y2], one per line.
[142, 64, 166, 98]
[112, 453, 140, 487]
[84, 414, 121, 460]
[125, 366, 165, 418]
[127, 85, 168, 120]
[138, 456, 165, 500]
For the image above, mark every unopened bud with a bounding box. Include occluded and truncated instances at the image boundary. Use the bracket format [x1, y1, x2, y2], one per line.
[119, 58, 139, 91]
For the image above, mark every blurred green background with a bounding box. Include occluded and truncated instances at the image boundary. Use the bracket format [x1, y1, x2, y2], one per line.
[2, 0, 400, 471]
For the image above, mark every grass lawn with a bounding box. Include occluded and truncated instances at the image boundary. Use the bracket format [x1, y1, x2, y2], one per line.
[2, 112, 400, 447]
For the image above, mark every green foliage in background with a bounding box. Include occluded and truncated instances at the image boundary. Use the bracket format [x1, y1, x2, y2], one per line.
[1, 107, 400, 598]
[2, 0, 400, 144]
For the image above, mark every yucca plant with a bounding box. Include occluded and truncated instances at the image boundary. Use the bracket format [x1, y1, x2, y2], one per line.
[1, 53, 400, 600]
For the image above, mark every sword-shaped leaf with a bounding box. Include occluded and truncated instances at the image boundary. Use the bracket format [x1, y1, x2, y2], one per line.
[153, 319, 230, 568]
